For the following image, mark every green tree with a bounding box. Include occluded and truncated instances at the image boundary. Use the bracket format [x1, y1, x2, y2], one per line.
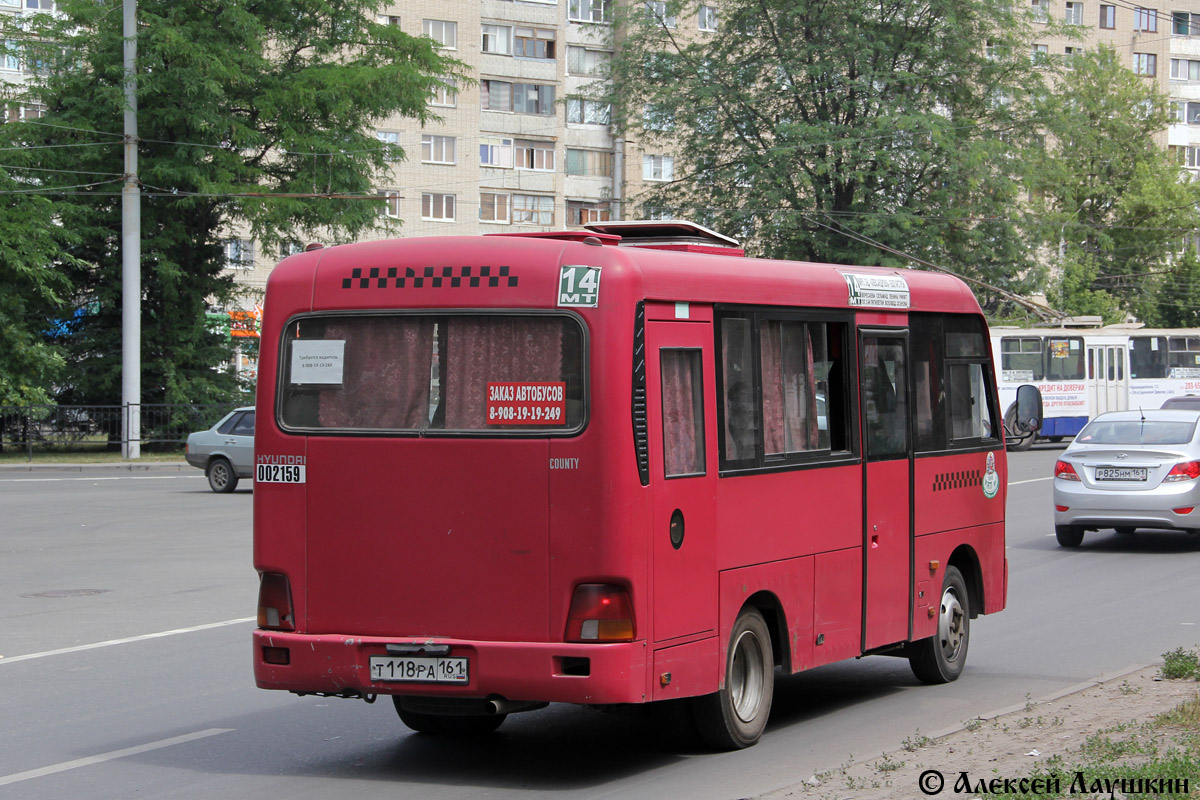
[0, 166, 75, 406]
[1031, 46, 1200, 323]
[0, 1, 458, 406]
[609, 0, 1049, 296]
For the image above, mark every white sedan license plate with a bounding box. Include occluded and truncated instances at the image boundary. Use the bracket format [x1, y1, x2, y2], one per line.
[369, 656, 469, 684]
[1095, 466, 1147, 481]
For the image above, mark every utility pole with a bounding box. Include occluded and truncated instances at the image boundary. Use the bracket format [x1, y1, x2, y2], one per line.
[121, 0, 140, 459]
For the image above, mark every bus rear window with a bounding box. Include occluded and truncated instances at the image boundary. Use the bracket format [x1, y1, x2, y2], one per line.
[279, 313, 585, 434]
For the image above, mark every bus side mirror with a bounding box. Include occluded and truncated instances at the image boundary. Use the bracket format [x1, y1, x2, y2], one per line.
[1014, 384, 1043, 434]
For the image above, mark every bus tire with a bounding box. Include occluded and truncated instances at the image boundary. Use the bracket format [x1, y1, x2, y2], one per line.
[909, 566, 970, 685]
[206, 457, 238, 493]
[1004, 406, 1036, 451]
[1055, 525, 1085, 547]
[693, 607, 774, 750]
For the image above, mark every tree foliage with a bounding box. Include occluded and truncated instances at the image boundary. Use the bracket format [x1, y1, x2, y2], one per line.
[0, 0, 459, 405]
[609, 0, 1049, 297]
[1030, 46, 1200, 324]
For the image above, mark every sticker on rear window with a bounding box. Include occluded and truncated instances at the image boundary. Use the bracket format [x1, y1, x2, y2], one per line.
[291, 340, 345, 385]
[558, 265, 601, 307]
[487, 382, 567, 425]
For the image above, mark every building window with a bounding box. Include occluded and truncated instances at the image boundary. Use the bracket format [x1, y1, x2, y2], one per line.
[480, 191, 511, 223]
[515, 139, 555, 171]
[2, 40, 21, 72]
[1174, 10, 1200, 33]
[225, 239, 255, 271]
[423, 19, 457, 49]
[376, 130, 400, 161]
[566, 98, 611, 124]
[568, 0, 611, 23]
[430, 79, 457, 108]
[514, 27, 556, 59]
[1133, 52, 1156, 75]
[377, 14, 401, 26]
[643, 103, 675, 131]
[699, 4, 718, 30]
[1189, 101, 1200, 124]
[1063, 45, 1083, 68]
[422, 193, 456, 221]
[480, 136, 515, 168]
[567, 200, 611, 226]
[481, 24, 512, 55]
[567, 46, 610, 76]
[482, 80, 555, 115]
[565, 148, 615, 176]
[1029, 0, 1049, 21]
[1065, 2, 1083, 24]
[643, 154, 675, 182]
[377, 190, 402, 218]
[512, 194, 554, 225]
[1134, 7, 1157, 30]
[1032, 43, 1049, 64]
[421, 134, 456, 164]
[1099, 4, 1115, 27]
[644, 0, 676, 27]
[1171, 58, 1200, 79]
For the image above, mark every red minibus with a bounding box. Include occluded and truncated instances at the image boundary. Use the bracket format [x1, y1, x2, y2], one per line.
[252, 221, 1039, 749]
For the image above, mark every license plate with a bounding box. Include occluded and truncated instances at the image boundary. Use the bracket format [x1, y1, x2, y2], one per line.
[368, 656, 469, 684]
[1095, 467, 1148, 481]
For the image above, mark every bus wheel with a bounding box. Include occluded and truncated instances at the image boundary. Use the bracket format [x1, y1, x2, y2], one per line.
[909, 566, 970, 684]
[1004, 406, 1036, 452]
[205, 458, 238, 493]
[1055, 525, 1085, 547]
[693, 607, 774, 749]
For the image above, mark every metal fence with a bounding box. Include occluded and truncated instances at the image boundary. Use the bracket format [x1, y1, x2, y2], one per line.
[0, 404, 244, 459]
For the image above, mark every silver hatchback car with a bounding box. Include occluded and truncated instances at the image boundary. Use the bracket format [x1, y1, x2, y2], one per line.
[1053, 409, 1200, 546]
[185, 407, 255, 493]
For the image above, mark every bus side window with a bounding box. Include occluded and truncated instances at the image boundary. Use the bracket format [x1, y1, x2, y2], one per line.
[720, 317, 757, 462]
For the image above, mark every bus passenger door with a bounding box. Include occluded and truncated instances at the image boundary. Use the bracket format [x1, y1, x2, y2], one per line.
[1088, 344, 1128, 414]
[646, 317, 717, 643]
[859, 331, 912, 651]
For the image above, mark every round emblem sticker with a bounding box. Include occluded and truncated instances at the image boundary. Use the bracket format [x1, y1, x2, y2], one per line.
[982, 452, 1000, 499]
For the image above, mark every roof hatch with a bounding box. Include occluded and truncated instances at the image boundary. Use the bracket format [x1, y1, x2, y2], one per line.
[583, 220, 744, 256]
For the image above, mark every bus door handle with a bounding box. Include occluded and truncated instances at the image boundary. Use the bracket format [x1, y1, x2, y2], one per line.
[871, 525, 879, 548]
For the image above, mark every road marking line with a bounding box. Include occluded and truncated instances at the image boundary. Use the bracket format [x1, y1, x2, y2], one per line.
[0, 475, 201, 483]
[0, 728, 234, 787]
[1010, 477, 1054, 486]
[0, 618, 255, 665]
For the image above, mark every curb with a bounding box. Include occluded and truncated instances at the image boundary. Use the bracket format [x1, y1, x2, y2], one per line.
[0, 462, 192, 473]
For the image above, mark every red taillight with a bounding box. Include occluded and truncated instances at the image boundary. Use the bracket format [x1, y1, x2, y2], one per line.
[1054, 460, 1080, 481]
[1175, 507, 1195, 515]
[1165, 461, 1200, 482]
[1055, 505, 1069, 512]
[257, 572, 294, 631]
[565, 584, 635, 642]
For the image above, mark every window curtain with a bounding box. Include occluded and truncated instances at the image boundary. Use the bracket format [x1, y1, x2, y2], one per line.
[318, 317, 436, 429]
[661, 350, 703, 476]
[442, 318, 563, 428]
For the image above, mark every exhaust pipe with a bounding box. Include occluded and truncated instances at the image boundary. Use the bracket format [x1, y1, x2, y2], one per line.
[486, 699, 548, 716]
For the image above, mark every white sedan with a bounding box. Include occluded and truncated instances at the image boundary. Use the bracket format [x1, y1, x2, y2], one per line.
[1053, 410, 1200, 547]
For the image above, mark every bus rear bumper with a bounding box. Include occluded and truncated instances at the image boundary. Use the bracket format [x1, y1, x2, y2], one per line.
[252, 630, 650, 705]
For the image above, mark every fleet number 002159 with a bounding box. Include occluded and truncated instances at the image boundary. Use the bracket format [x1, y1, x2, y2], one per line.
[255, 463, 306, 483]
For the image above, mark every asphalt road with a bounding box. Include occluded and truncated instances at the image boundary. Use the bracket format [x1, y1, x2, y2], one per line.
[1, 447, 1198, 799]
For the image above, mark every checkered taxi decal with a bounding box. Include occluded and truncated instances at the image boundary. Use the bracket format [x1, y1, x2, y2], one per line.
[341, 266, 518, 290]
[932, 470, 982, 492]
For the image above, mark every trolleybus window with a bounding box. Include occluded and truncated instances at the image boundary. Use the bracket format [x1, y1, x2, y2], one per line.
[1045, 336, 1085, 380]
[1000, 337, 1044, 382]
[279, 313, 585, 433]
